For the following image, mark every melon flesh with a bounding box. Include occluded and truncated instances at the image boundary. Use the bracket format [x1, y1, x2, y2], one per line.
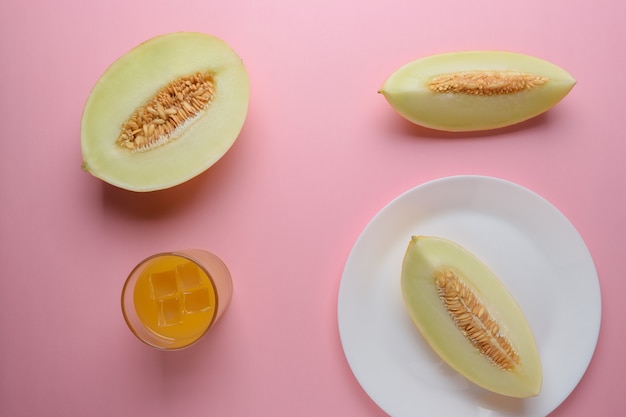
[401, 236, 542, 398]
[380, 51, 575, 132]
[81, 32, 250, 192]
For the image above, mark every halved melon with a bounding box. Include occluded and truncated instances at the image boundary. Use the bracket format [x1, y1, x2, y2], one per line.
[401, 236, 542, 398]
[81, 32, 250, 191]
[380, 51, 575, 132]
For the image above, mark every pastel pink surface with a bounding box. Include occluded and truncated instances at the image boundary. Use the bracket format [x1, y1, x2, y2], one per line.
[0, 1, 623, 416]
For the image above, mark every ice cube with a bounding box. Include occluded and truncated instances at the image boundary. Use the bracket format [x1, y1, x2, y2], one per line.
[158, 297, 183, 327]
[177, 261, 203, 290]
[149, 269, 178, 299]
[183, 288, 212, 313]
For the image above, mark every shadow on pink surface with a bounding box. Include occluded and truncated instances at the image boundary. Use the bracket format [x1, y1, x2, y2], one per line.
[98, 142, 245, 221]
[101, 171, 214, 218]
[383, 110, 555, 141]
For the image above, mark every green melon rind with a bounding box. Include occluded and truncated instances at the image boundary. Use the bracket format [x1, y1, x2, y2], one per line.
[379, 51, 575, 132]
[80, 32, 250, 192]
[401, 235, 542, 398]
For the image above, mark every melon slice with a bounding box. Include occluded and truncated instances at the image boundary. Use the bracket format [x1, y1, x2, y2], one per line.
[81, 32, 250, 192]
[401, 236, 542, 398]
[380, 51, 575, 132]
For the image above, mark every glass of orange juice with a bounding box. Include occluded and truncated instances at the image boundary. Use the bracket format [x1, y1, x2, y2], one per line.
[121, 249, 232, 350]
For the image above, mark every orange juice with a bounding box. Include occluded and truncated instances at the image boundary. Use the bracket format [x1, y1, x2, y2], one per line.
[122, 250, 232, 350]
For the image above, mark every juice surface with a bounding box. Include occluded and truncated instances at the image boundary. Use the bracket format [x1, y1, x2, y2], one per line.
[133, 255, 217, 346]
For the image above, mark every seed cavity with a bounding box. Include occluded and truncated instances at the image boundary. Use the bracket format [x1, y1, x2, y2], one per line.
[117, 71, 216, 152]
[428, 70, 548, 96]
[435, 269, 520, 371]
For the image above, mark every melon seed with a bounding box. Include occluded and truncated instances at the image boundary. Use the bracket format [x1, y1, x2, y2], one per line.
[117, 71, 216, 152]
[428, 70, 548, 96]
[435, 269, 520, 370]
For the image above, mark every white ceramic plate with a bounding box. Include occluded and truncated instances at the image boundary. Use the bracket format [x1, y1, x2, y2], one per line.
[338, 175, 601, 417]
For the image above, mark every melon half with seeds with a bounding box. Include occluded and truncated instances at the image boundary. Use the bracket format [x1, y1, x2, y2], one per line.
[380, 51, 575, 132]
[81, 32, 250, 192]
[401, 236, 542, 398]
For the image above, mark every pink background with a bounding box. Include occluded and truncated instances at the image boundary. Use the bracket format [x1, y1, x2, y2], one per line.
[0, 0, 623, 416]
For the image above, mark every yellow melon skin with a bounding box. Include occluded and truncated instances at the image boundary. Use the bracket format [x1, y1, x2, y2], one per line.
[81, 32, 250, 192]
[401, 236, 542, 398]
[380, 51, 575, 132]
